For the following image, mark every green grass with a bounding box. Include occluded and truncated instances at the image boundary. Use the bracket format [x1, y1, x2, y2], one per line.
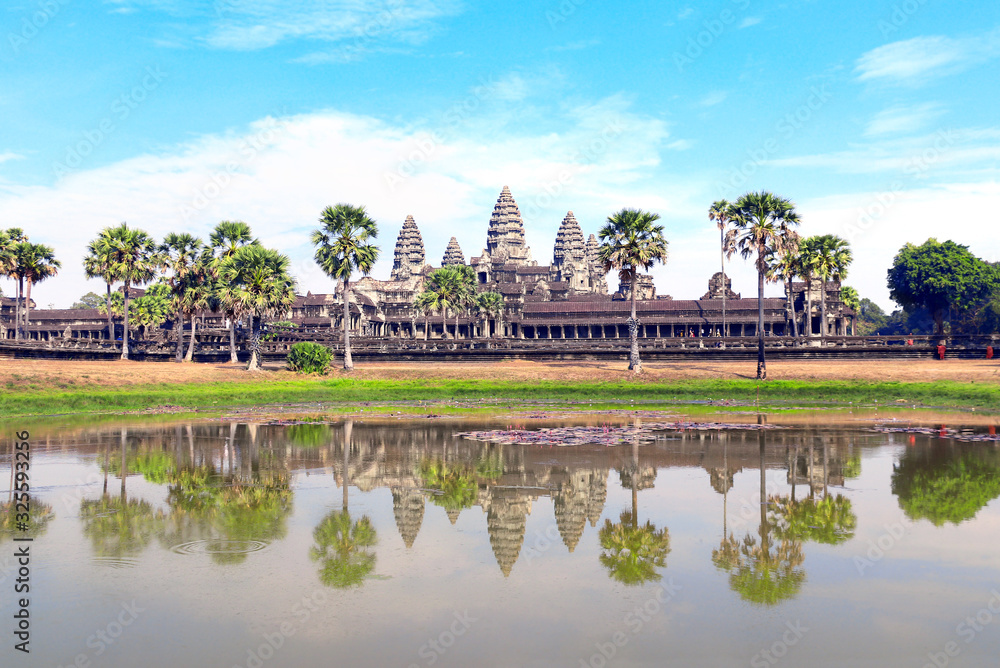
[1, 376, 998, 420]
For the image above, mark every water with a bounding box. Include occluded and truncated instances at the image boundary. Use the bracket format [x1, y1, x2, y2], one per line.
[2, 413, 999, 667]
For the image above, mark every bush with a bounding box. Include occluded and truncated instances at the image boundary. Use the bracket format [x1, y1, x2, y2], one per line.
[287, 342, 333, 374]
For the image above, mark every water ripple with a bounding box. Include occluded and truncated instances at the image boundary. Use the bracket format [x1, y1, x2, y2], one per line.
[169, 539, 269, 557]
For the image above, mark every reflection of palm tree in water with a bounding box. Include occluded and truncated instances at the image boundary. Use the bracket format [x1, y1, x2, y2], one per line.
[312, 419, 379, 588]
[599, 420, 670, 586]
[712, 426, 805, 605]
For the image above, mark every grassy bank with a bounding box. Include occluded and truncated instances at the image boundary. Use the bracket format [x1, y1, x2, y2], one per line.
[2, 376, 998, 419]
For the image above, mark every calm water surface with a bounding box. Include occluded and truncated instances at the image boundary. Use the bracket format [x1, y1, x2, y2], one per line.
[2, 413, 999, 667]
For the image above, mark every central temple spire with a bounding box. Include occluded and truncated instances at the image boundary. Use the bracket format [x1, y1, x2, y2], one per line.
[483, 185, 533, 265]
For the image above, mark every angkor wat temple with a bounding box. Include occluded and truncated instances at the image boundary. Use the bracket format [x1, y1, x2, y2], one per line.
[296, 185, 855, 341]
[1, 185, 854, 343]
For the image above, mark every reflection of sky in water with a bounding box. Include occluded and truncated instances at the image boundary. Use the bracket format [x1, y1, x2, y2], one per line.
[1, 417, 999, 667]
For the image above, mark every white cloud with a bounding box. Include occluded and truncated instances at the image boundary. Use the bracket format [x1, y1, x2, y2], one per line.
[699, 91, 727, 107]
[0, 151, 25, 164]
[0, 95, 684, 307]
[864, 103, 946, 137]
[855, 29, 1000, 83]
[738, 17, 761, 29]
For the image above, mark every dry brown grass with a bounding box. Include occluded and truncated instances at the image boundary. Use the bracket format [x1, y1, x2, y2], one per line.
[1, 357, 997, 391]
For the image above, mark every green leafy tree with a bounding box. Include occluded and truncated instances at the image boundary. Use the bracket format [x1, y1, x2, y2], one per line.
[415, 266, 467, 340]
[853, 298, 888, 335]
[311, 204, 380, 370]
[84, 228, 121, 345]
[599, 511, 670, 586]
[71, 292, 105, 310]
[598, 208, 669, 373]
[769, 494, 857, 545]
[208, 221, 260, 363]
[887, 239, 998, 336]
[420, 459, 478, 512]
[218, 245, 297, 371]
[797, 236, 820, 337]
[102, 223, 160, 360]
[728, 192, 800, 378]
[765, 232, 802, 338]
[1, 497, 54, 542]
[129, 282, 172, 339]
[840, 286, 860, 312]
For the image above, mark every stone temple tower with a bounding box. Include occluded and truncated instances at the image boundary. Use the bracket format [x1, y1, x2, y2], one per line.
[585, 233, 609, 294]
[390, 215, 426, 281]
[442, 237, 465, 266]
[482, 186, 533, 266]
[550, 211, 589, 291]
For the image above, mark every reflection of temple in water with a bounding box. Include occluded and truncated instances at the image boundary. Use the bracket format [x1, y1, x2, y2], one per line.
[48, 419, 859, 577]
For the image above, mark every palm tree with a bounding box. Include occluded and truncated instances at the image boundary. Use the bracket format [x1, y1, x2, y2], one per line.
[218, 245, 297, 371]
[810, 235, 853, 341]
[413, 289, 436, 340]
[709, 200, 734, 338]
[102, 224, 160, 360]
[476, 291, 505, 338]
[84, 229, 120, 345]
[416, 266, 464, 340]
[1, 229, 26, 337]
[10, 242, 61, 339]
[449, 264, 477, 339]
[180, 259, 213, 362]
[159, 233, 204, 362]
[765, 231, 802, 339]
[728, 192, 801, 379]
[597, 208, 669, 373]
[208, 221, 259, 363]
[797, 236, 821, 337]
[311, 204, 380, 371]
[310, 510, 378, 588]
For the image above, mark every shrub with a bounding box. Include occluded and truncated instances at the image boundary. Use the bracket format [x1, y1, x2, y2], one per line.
[287, 342, 333, 374]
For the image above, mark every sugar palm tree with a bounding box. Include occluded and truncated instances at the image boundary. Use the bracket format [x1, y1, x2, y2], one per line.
[11, 242, 60, 338]
[101, 224, 160, 360]
[598, 208, 669, 373]
[727, 192, 800, 379]
[159, 233, 204, 362]
[84, 229, 120, 345]
[1, 229, 26, 337]
[765, 231, 802, 338]
[449, 264, 477, 339]
[709, 200, 734, 338]
[180, 259, 213, 362]
[413, 289, 436, 340]
[416, 266, 464, 340]
[311, 204, 380, 371]
[476, 291, 505, 338]
[797, 236, 821, 337]
[208, 221, 259, 363]
[218, 245, 297, 371]
[810, 235, 853, 341]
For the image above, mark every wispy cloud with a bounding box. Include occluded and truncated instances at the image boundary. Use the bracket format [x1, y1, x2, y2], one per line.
[699, 91, 727, 107]
[855, 28, 1000, 83]
[739, 17, 761, 29]
[0, 151, 25, 164]
[864, 103, 946, 137]
[545, 38, 600, 53]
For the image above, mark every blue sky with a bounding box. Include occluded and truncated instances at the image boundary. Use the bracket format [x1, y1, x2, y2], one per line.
[2, 0, 998, 309]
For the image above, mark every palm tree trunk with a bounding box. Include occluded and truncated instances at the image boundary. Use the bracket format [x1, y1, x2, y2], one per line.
[175, 308, 184, 362]
[185, 314, 197, 361]
[342, 420, 352, 512]
[24, 278, 33, 335]
[14, 277, 23, 340]
[720, 228, 727, 338]
[121, 284, 131, 360]
[628, 272, 640, 372]
[246, 314, 262, 371]
[455, 312, 460, 341]
[229, 313, 238, 363]
[805, 276, 813, 337]
[342, 277, 353, 370]
[756, 262, 766, 380]
[424, 315, 429, 341]
[105, 282, 115, 346]
[788, 278, 799, 338]
[820, 278, 828, 344]
[758, 428, 768, 551]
